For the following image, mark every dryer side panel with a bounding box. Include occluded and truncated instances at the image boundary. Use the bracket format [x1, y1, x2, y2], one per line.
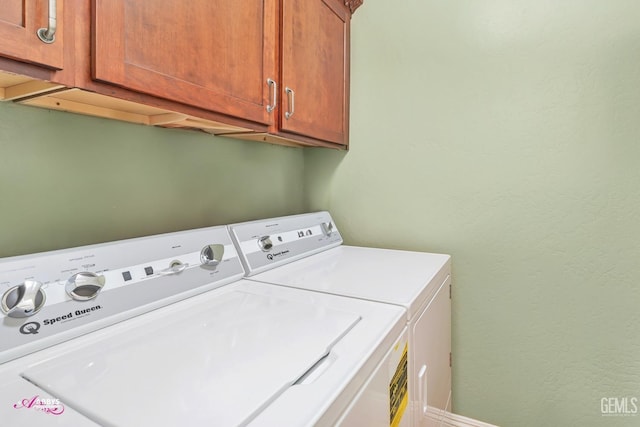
[411, 274, 452, 427]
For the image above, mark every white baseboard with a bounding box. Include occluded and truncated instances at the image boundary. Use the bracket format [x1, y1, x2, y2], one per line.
[439, 411, 499, 427]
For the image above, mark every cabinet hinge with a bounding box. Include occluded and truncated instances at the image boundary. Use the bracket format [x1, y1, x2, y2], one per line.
[449, 283, 452, 299]
[450, 352, 452, 367]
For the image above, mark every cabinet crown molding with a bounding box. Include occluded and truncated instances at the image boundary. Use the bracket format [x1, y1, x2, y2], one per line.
[345, 0, 363, 14]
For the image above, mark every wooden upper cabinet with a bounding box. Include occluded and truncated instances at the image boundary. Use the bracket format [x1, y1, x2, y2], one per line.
[0, 1, 359, 148]
[92, 0, 277, 126]
[279, 0, 350, 146]
[0, 0, 64, 69]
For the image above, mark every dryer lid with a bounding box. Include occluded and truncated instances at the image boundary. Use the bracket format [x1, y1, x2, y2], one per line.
[21, 290, 360, 426]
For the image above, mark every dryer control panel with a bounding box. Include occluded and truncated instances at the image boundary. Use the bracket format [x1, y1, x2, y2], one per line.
[229, 211, 343, 276]
[0, 226, 245, 364]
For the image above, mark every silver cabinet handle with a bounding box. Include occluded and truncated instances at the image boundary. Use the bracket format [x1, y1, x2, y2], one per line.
[37, 0, 57, 44]
[266, 79, 277, 113]
[285, 87, 295, 119]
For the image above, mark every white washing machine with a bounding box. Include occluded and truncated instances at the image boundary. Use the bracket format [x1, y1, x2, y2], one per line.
[229, 211, 453, 427]
[0, 225, 409, 426]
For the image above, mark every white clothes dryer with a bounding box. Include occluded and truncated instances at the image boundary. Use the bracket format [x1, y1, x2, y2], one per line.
[0, 225, 408, 426]
[230, 211, 453, 427]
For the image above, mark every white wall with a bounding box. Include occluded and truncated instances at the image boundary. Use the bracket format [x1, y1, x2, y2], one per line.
[305, 1, 640, 425]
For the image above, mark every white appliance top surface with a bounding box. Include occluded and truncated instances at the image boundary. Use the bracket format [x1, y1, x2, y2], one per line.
[20, 285, 360, 427]
[250, 245, 451, 318]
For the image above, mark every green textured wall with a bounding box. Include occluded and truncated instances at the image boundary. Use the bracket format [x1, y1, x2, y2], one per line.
[305, 1, 640, 425]
[0, 102, 305, 258]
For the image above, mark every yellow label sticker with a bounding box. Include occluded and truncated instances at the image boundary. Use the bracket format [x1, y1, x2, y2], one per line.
[390, 343, 408, 427]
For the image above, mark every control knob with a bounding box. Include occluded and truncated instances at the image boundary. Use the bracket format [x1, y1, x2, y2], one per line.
[66, 272, 105, 301]
[201, 244, 224, 269]
[258, 236, 273, 252]
[321, 222, 334, 236]
[1, 280, 47, 318]
[159, 260, 188, 276]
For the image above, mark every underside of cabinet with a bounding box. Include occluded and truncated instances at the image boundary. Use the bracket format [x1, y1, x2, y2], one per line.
[19, 88, 252, 134]
[222, 131, 346, 149]
[0, 70, 252, 135]
[0, 72, 63, 101]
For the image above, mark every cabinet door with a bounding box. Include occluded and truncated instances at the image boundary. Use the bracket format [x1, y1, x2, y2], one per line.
[281, 0, 349, 146]
[93, 0, 277, 126]
[0, 0, 64, 69]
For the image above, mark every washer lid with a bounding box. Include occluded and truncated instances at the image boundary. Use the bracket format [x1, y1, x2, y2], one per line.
[250, 245, 451, 319]
[21, 290, 360, 427]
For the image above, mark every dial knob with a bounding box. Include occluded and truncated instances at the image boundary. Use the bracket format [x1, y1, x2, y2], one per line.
[258, 236, 273, 252]
[321, 222, 334, 236]
[1, 280, 47, 318]
[66, 272, 105, 301]
[201, 244, 224, 269]
[158, 260, 188, 276]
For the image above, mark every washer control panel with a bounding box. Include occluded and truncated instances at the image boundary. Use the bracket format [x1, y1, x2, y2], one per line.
[0, 226, 244, 364]
[229, 211, 343, 276]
